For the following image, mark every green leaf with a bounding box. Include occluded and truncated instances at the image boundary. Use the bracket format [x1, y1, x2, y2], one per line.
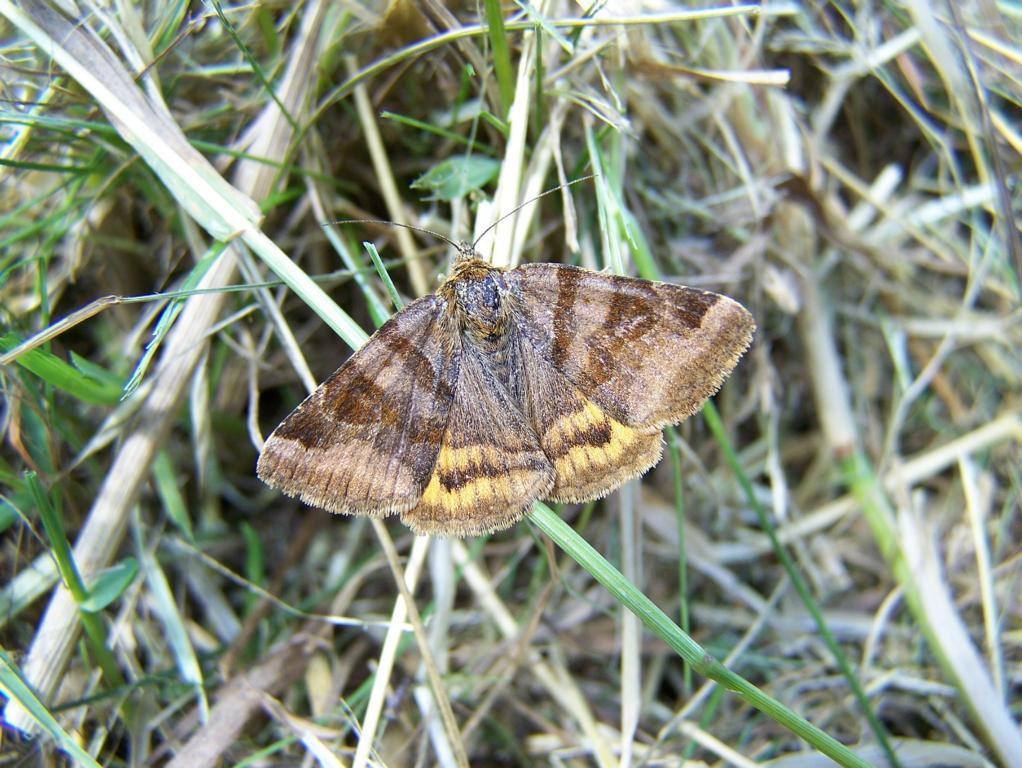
[411, 156, 501, 200]
[69, 351, 123, 388]
[80, 558, 139, 613]
[152, 451, 194, 541]
[363, 242, 404, 312]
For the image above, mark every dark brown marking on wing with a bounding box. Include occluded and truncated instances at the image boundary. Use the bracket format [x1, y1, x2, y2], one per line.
[670, 288, 718, 329]
[551, 266, 582, 368]
[434, 453, 551, 490]
[543, 419, 613, 459]
[581, 290, 659, 387]
[324, 370, 392, 427]
[379, 328, 448, 395]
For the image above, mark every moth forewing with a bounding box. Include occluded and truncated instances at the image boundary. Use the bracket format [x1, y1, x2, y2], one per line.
[256, 294, 460, 518]
[507, 263, 756, 429]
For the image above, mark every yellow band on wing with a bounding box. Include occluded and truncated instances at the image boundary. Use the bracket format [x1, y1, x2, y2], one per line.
[419, 470, 512, 510]
[546, 400, 605, 446]
[553, 413, 645, 478]
[431, 443, 502, 475]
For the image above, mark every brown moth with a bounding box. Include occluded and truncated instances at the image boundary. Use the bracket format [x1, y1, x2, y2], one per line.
[257, 247, 755, 536]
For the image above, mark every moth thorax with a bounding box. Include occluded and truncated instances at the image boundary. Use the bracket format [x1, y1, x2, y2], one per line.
[446, 261, 512, 347]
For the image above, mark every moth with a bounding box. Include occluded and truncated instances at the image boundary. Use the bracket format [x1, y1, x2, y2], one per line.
[257, 247, 755, 536]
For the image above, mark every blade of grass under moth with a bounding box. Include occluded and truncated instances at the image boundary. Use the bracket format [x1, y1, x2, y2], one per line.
[527, 501, 873, 768]
[703, 402, 901, 767]
[665, 428, 692, 697]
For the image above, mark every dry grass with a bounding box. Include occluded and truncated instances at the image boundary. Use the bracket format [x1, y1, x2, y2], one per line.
[1, 1, 1020, 766]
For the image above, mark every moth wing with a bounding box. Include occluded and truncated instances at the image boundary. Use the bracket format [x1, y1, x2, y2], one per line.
[511, 336, 663, 503]
[508, 263, 754, 429]
[257, 295, 459, 518]
[401, 349, 554, 536]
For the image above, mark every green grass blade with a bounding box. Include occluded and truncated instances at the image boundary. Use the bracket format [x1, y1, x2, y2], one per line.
[26, 472, 126, 690]
[528, 502, 873, 768]
[482, 0, 515, 116]
[364, 242, 404, 312]
[0, 650, 103, 768]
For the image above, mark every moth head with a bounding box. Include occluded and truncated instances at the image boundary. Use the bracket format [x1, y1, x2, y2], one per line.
[441, 259, 511, 342]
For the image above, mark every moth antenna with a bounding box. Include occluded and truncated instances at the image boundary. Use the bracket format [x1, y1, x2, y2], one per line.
[470, 174, 597, 250]
[330, 218, 462, 251]
[333, 174, 595, 261]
